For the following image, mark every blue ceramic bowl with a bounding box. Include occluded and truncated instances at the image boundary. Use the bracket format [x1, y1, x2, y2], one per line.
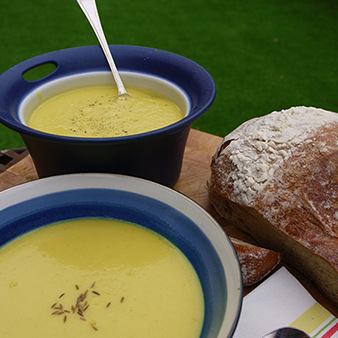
[0, 173, 242, 337]
[0, 45, 216, 187]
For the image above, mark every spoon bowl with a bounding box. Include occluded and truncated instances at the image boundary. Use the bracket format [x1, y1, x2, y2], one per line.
[263, 327, 310, 338]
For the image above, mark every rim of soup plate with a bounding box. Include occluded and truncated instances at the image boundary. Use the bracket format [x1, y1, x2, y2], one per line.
[0, 173, 242, 338]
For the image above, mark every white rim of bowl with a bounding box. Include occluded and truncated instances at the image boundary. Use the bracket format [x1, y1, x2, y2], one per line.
[0, 173, 242, 337]
[18, 71, 191, 126]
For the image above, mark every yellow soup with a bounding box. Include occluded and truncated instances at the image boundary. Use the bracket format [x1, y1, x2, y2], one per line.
[0, 218, 204, 338]
[27, 86, 185, 137]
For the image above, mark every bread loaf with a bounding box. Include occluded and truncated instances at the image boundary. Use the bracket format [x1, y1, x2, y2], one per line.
[209, 106, 338, 304]
[230, 237, 281, 286]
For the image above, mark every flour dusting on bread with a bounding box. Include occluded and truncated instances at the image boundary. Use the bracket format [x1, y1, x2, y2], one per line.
[230, 237, 281, 286]
[213, 106, 338, 206]
[209, 106, 338, 305]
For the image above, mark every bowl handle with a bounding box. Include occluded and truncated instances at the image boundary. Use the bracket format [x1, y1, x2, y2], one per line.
[0, 57, 64, 94]
[21, 60, 58, 83]
[0, 46, 109, 121]
[1, 46, 108, 90]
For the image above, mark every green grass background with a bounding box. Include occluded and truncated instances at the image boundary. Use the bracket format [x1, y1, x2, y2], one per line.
[1, 0, 338, 150]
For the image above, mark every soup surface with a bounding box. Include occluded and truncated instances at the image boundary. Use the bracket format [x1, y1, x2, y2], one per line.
[27, 86, 185, 137]
[0, 218, 204, 338]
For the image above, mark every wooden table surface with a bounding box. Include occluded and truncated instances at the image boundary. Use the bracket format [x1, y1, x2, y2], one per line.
[1, 129, 337, 315]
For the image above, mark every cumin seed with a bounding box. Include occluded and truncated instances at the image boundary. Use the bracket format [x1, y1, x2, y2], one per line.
[92, 324, 98, 331]
[92, 291, 100, 296]
[59, 293, 65, 299]
[90, 282, 96, 288]
[75, 284, 79, 290]
[51, 302, 57, 309]
[106, 302, 111, 308]
[63, 315, 67, 323]
[120, 296, 124, 303]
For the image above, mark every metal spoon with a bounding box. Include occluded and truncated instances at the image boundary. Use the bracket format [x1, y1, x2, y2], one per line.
[76, 0, 128, 96]
[263, 327, 310, 338]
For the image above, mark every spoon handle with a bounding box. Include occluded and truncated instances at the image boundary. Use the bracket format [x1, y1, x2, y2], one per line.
[263, 327, 310, 338]
[76, 0, 128, 96]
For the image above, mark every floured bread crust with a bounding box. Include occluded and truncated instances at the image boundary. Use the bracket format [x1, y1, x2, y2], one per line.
[230, 237, 281, 286]
[209, 106, 338, 304]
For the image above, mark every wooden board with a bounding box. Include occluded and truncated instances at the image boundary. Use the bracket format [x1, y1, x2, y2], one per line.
[1, 129, 337, 315]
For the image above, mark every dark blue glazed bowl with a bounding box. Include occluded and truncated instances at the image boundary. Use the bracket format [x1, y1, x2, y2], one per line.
[0, 173, 242, 337]
[0, 45, 216, 187]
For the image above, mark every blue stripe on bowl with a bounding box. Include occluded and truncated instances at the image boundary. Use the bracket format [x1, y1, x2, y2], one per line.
[0, 187, 227, 338]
